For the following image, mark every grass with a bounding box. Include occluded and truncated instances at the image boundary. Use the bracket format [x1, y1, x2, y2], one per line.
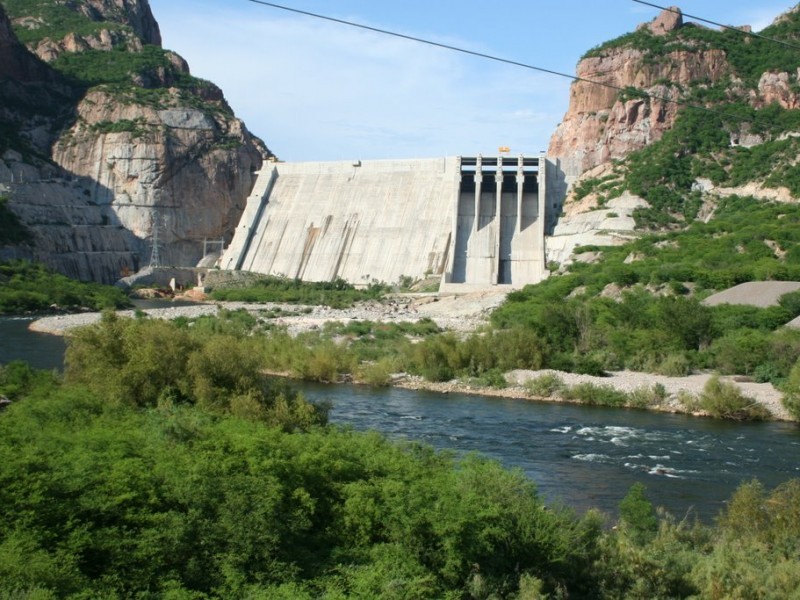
[0, 260, 130, 314]
[210, 275, 388, 309]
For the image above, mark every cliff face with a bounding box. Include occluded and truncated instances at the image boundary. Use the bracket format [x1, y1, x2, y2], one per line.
[0, 0, 271, 282]
[549, 48, 729, 173]
[548, 5, 800, 177]
[545, 4, 800, 268]
[548, 8, 732, 174]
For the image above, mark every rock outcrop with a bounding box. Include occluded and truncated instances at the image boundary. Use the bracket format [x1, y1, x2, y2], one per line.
[0, 5, 58, 83]
[548, 5, 800, 178]
[0, 1, 272, 283]
[548, 7, 731, 175]
[643, 5, 682, 36]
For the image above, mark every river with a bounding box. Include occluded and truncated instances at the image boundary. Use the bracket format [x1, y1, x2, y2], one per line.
[1, 313, 798, 521]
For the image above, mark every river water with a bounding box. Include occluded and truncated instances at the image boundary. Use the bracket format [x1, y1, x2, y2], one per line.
[1, 314, 799, 521]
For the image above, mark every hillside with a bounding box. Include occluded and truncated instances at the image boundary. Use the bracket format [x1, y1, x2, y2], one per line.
[0, 0, 272, 282]
[489, 5, 800, 394]
[545, 5, 800, 266]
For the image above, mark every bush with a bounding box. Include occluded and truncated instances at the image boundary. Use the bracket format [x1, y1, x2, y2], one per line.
[355, 357, 395, 387]
[0, 391, 602, 598]
[408, 333, 462, 382]
[562, 382, 628, 407]
[524, 373, 565, 398]
[64, 312, 326, 430]
[628, 383, 668, 409]
[210, 275, 386, 308]
[618, 483, 658, 544]
[699, 375, 771, 421]
[656, 353, 694, 376]
[0, 260, 130, 314]
[473, 368, 508, 389]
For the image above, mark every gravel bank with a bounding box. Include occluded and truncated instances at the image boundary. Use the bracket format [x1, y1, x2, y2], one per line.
[28, 292, 505, 336]
[28, 292, 793, 422]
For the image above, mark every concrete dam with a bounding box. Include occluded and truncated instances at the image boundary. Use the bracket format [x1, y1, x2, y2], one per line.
[219, 155, 552, 289]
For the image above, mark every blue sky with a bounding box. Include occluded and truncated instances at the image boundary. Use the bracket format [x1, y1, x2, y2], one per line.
[149, 1, 795, 161]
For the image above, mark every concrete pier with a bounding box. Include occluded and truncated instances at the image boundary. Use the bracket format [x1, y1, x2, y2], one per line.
[219, 155, 550, 290]
[441, 155, 547, 290]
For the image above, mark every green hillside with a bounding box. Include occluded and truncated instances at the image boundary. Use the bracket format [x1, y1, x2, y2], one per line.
[489, 7, 800, 386]
[1, 0, 231, 115]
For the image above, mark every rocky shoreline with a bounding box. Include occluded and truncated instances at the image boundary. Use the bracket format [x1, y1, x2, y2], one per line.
[27, 295, 794, 422]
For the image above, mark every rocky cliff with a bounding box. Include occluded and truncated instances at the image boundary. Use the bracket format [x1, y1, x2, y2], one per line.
[548, 5, 800, 175]
[0, 0, 272, 282]
[546, 4, 800, 267]
[548, 7, 727, 174]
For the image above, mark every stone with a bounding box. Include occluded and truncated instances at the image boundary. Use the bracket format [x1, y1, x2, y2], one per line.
[648, 7, 683, 36]
[0, 1, 272, 283]
[548, 41, 728, 175]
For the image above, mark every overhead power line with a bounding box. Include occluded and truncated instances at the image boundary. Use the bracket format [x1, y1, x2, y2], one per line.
[245, 0, 748, 122]
[632, 0, 800, 51]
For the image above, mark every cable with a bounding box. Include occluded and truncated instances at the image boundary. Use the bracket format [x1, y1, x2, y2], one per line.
[632, 0, 800, 51]
[245, 0, 747, 123]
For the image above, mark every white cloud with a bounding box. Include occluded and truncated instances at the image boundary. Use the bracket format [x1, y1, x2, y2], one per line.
[154, 6, 569, 161]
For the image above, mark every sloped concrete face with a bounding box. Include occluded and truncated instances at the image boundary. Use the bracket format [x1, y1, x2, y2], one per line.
[220, 158, 458, 286]
[220, 156, 550, 289]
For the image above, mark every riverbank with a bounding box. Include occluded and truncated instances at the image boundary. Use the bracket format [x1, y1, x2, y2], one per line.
[27, 294, 794, 422]
[28, 291, 505, 336]
[395, 369, 793, 422]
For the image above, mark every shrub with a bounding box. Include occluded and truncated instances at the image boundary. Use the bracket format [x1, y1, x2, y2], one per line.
[0, 260, 130, 314]
[408, 333, 462, 382]
[656, 353, 694, 376]
[524, 373, 565, 398]
[473, 368, 508, 389]
[64, 313, 326, 429]
[618, 483, 658, 544]
[355, 358, 395, 387]
[627, 383, 668, 409]
[562, 382, 628, 407]
[699, 375, 771, 421]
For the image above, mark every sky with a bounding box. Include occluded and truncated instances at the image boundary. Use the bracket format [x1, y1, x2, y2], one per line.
[148, 0, 795, 162]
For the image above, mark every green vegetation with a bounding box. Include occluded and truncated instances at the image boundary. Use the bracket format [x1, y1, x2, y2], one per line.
[620, 103, 800, 229]
[0, 260, 130, 314]
[482, 195, 800, 382]
[4, 0, 232, 119]
[210, 275, 388, 309]
[583, 16, 800, 88]
[525, 374, 668, 411]
[65, 310, 327, 430]
[51, 44, 193, 89]
[2, 0, 125, 45]
[91, 117, 149, 136]
[3, 323, 800, 598]
[681, 375, 773, 421]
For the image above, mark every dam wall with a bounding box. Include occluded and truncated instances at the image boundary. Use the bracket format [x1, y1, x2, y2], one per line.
[219, 155, 550, 289]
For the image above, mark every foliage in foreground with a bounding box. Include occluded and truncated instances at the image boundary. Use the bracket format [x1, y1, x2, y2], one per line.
[65, 311, 326, 431]
[2, 357, 800, 598]
[0, 375, 599, 598]
[0, 260, 130, 314]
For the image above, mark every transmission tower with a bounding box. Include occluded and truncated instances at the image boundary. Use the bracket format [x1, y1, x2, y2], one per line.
[149, 209, 163, 268]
